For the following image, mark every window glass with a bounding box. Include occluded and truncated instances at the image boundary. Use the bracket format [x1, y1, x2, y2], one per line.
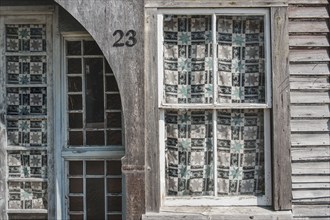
[68, 160, 122, 220]
[163, 15, 213, 104]
[65, 40, 122, 147]
[161, 13, 270, 202]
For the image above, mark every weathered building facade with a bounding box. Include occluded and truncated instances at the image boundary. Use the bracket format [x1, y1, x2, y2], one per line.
[0, 0, 329, 219]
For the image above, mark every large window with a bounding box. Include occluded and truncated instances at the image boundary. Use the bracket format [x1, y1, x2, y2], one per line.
[158, 9, 271, 206]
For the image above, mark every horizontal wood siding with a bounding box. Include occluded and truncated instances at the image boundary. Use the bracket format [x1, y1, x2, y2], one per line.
[289, 0, 330, 218]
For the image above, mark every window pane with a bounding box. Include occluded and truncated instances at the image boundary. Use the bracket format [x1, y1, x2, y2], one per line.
[86, 178, 105, 219]
[86, 161, 104, 175]
[69, 113, 83, 129]
[83, 40, 102, 55]
[163, 15, 213, 104]
[106, 160, 121, 176]
[67, 41, 81, 55]
[68, 76, 82, 92]
[217, 109, 264, 195]
[68, 95, 82, 110]
[85, 58, 104, 126]
[69, 196, 83, 211]
[107, 196, 122, 212]
[69, 161, 83, 176]
[217, 16, 265, 103]
[107, 178, 122, 194]
[68, 58, 82, 74]
[165, 110, 214, 196]
[69, 178, 83, 193]
[107, 94, 121, 110]
[86, 131, 105, 146]
[68, 131, 83, 146]
[107, 130, 122, 145]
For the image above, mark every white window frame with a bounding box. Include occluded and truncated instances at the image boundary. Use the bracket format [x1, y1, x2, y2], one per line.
[157, 8, 272, 207]
[54, 33, 125, 220]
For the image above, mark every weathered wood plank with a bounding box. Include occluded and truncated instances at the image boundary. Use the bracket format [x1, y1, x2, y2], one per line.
[291, 146, 330, 161]
[290, 76, 330, 90]
[292, 162, 330, 174]
[288, 6, 329, 18]
[292, 175, 330, 183]
[289, 21, 329, 33]
[145, 0, 288, 8]
[289, 0, 329, 4]
[291, 105, 330, 118]
[289, 35, 330, 47]
[293, 182, 330, 189]
[271, 7, 292, 211]
[293, 189, 330, 200]
[292, 205, 330, 217]
[290, 49, 330, 62]
[290, 91, 330, 104]
[290, 63, 330, 76]
[291, 119, 330, 132]
[291, 133, 330, 146]
[144, 8, 160, 213]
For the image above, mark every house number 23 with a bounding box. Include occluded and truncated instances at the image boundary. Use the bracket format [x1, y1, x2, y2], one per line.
[113, 30, 137, 47]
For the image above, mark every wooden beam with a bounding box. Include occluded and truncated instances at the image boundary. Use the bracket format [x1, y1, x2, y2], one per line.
[144, 8, 160, 213]
[271, 7, 293, 211]
[145, 0, 288, 8]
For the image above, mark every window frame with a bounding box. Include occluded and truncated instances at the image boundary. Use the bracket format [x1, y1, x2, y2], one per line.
[54, 33, 125, 219]
[157, 8, 273, 207]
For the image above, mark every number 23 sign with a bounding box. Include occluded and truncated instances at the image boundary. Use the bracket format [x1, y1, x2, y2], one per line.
[113, 30, 137, 47]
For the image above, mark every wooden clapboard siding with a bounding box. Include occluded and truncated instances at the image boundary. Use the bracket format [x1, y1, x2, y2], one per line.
[289, 0, 330, 218]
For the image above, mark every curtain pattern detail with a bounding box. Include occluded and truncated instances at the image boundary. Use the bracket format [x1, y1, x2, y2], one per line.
[217, 109, 264, 195]
[5, 24, 48, 210]
[163, 15, 213, 104]
[165, 110, 214, 196]
[7, 150, 47, 178]
[217, 16, 265, 103]
[6, 87, 47, 115]
[6, 56, 47, 85]
[6, 24, 46, 52]
[7, 119, 47, 147]
[8, 182, 47, 209]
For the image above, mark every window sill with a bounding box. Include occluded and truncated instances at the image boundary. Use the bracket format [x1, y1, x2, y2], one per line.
[143, 207, 292, 220]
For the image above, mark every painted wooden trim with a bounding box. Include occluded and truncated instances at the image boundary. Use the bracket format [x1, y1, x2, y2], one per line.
[145, 0, 288, 8]
[271, 7, 293, 211]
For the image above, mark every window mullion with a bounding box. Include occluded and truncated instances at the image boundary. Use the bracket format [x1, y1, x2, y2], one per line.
[212, 14, 217, 105]
[212, 110, 217, 196]
[211, 13, 218, 197]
